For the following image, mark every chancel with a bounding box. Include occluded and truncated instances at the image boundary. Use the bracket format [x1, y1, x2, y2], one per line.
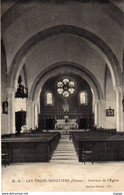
[1, 0, 124, 191]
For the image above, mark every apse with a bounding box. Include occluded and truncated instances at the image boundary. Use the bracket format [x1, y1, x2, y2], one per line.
[39, 73, 94, 130]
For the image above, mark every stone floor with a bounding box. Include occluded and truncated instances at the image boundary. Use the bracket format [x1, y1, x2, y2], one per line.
[1, 135, 124, 192]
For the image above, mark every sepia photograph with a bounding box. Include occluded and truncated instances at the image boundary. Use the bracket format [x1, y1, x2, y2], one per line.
[1, 0, 124, 194]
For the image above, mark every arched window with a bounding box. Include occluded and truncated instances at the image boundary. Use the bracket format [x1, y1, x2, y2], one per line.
[79, 91, 88, 105]
[46, 92, 53, 105]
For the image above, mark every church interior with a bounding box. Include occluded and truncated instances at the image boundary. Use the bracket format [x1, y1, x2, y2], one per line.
[1, 0, 124, 192]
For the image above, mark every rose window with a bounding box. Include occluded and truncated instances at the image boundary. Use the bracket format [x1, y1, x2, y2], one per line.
[57, 78, 75, 98]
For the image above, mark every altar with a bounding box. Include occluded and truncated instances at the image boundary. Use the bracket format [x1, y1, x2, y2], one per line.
[55, 118, 78, 130]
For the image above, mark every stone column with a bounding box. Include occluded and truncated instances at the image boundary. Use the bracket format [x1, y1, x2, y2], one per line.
[31, 102, 35, 130]
[38, 102, 40, 114]
[27, 101, 39, 130]
[26, 100, 35, 130]
[34, 103, 38, 129]
[95, 100, 105, 129]
[115, 88, 123, 131]
[121, 72, 124, 132]
[101, 99, 106, 128]
[26, 100, 32, 130]
[94, 101, 98, 127]
[97, 100, 102, 128]
[8, 88, 16, 134]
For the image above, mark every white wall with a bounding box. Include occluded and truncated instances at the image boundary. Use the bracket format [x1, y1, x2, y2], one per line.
[1, 47, 8, 134]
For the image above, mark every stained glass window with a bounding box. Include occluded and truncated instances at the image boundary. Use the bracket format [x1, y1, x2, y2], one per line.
[57, 88, 63, 94]
[46, 92, 53, 105]
[80, 91, 88, 105]
[57, 78, 75, 98]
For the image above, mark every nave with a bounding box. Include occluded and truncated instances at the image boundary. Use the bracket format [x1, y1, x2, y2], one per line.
[2, 128, 124, 166]
[2, 133, 124, 192]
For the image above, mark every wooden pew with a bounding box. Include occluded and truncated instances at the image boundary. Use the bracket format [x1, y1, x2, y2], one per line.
[2, 132, 60, 163]
[72, 132, 124, 162]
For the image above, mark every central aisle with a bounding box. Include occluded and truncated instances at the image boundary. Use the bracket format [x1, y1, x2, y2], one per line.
[51, 134, 78, 164]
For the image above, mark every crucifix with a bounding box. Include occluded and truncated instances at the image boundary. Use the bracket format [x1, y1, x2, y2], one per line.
[63, 100, 69, 112]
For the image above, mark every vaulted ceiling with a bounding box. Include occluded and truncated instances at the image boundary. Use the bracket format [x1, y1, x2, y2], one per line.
[1, 0, 124, 99]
